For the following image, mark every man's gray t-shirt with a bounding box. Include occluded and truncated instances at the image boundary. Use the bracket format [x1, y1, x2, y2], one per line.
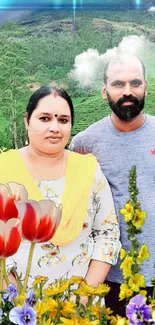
[70, 114, 155, 286]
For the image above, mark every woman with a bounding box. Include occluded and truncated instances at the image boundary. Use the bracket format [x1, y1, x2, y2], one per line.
[0, 85, 120, 287]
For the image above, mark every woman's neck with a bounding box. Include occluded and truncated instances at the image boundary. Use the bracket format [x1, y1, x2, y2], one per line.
[27, 146, 66, 167]
[19, 146, 68, 180]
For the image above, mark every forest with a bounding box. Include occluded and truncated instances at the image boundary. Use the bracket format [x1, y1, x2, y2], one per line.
[0, 8, 155, 149]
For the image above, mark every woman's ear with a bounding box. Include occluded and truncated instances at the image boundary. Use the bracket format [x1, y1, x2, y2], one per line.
[24, 112, 29, 129]
[102, 84, 108, 100]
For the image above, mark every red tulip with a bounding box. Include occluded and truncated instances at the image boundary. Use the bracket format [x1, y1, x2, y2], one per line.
[16, 200, 62, 243]
[0, 218, 21, 257]
[0, 183, 28, 222]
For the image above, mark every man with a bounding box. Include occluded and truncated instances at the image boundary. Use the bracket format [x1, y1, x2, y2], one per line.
[70, 53, 155, 315]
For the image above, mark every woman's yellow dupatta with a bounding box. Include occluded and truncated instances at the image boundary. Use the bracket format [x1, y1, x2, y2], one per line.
[0, 150, 97, 246]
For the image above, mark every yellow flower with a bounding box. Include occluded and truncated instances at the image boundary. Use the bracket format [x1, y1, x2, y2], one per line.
[120, 257, 133, 278]
[42, 320, 54, 325]
[74, 282, 109, 297]
[93, 283, 110, 296]
[117, 318, 128, 325]
[61, 301, 76, 317]
[139, 290, 147, 297]
[128, 274, 145, 292]
[110, 315, 128, 325]
[137, 245, 150, 264]
[89, 305, 112, 320]
[119, 284, 133, 300]
[35, 300, 48, 319]
[69, 276, 86, 286]
[120, 201, 134, 222]
[151, 300, 155, 312]
[89, 305, 102, 318]
[44, 298, 58, 311]
[43, 280, 70, 296]
[14, 294, 26, 306]
[74, 286, 94, 296]
[58, 316, 99, 325]
[120, 249, 126, 260]
[32, 275, 48, 286]
[132, 209, 146, 229]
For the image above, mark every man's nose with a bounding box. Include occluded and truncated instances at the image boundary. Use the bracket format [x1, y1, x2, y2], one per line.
[122, 83, 132, 96]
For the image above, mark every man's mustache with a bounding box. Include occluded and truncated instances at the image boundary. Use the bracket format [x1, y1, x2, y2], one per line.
[117, 95, 139, 105]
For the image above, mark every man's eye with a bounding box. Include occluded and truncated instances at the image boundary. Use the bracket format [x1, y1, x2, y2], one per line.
[131, 80, 141, 87]
[39, 117, 50, 121]
[113, 82, 124, 87]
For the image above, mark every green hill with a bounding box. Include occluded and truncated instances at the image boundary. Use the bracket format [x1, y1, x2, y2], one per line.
[0, 9, 155, 148]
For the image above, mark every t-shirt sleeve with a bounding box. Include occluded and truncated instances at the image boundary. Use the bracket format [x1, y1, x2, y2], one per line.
[91, 163, 121, 265]
[69, 134, 87, 154]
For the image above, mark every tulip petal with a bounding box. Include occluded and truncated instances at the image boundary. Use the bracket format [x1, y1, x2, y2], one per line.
[4, 197, 18, 221]
[35, 216, 56, 242]
[0, 220, 5, 256]
[4, 219, 21, 257]
[16, 200, 62, 243]
[40, 200, 62, 229]
[4, 221, 21, 258]
[35, 200, 62, 242]
[0, 219, 21, 257]
[8, 182, 28, 201]
[0, 183, 28, 222]
[0, 184, 9, 221]
[16, 201, 40, 241]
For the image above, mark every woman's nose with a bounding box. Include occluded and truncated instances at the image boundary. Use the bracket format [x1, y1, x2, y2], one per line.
[48, 120, 59, 132]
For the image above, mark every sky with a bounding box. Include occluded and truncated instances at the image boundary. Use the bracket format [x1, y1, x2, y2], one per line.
[0, 0, 154, 9]
[0, 0, 154, 25]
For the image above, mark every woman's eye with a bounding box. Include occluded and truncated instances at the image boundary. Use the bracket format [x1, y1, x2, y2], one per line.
[39, 117, 50, 121]
[59, 119, 68, 124]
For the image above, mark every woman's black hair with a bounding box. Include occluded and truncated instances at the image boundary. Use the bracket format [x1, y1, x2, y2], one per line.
[26, 85, 74, 126]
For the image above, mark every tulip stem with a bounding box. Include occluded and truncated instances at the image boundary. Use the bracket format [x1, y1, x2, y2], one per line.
[0, 258, 4, 302]
[3, 259, 9, 287]
[22, 242, 35, 294]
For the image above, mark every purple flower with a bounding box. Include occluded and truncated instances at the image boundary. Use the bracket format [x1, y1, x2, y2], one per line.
[9, 305, 36, 325]
[126, 294, 151, 325]
[3, 284, 18, 302]
[0, 308, 2, 323]
[25, 290, 36, 307]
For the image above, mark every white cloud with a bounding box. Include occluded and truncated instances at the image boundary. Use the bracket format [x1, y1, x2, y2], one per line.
[69, 35, 155, 89]
[148, 6, 155, 12]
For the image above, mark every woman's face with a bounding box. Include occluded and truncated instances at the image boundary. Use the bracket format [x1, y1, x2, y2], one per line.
[26, 94, 72, 155]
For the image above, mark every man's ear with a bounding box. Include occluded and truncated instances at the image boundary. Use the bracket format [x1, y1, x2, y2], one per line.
[144, 80, 148, 96]
[24, 112, 29, 129]
[102, 84, 108, 99]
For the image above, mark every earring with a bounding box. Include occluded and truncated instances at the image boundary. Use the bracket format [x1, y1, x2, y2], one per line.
[25, 129, 29, 146]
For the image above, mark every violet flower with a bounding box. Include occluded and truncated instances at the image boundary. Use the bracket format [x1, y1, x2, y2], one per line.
[25, 290, 36, 307]
[126, 294, 151, 325]
[3, 283, 18, 302]
[0, 308, 2, 323]
[9, 305, 36, 325]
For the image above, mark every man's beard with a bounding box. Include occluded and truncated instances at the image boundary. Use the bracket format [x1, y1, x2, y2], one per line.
[107, 93, 145, 121]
